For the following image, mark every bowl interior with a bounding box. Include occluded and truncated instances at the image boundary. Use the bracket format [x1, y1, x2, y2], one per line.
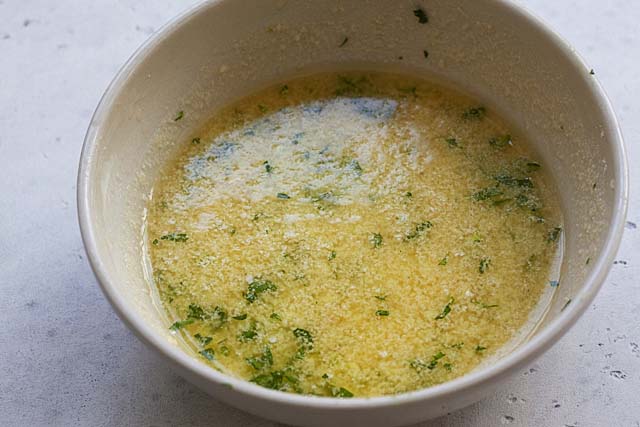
[79, 0, 625, 425]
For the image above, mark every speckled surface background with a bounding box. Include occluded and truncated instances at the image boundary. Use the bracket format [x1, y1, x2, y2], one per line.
[1, 1, 638, 426]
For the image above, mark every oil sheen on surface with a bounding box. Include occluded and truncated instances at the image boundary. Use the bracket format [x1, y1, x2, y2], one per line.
[147, 72, 562, 397]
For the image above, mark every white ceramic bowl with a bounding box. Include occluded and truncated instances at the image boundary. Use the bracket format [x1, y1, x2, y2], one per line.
[78, 1, 628, 425]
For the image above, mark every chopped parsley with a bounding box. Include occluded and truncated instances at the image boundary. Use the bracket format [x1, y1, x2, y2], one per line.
[258, 104, 268, 113]
[494, 174, 533, 188]
[328, 250, 337, 261]
[339, 36, 349, 47]
[191, 137, 201, 145]
[277, 192, 290, 200]
[279, 85, 289, 95]
[152, 239, 159, 245]
[330, 386, 354, 398]
[375, 310, 390, 316]
[423, 49, 429, 58]
[246, 346, 273, 370]
[438, 254, 449, 266]
[413, 8, 428, 23]
[374, 295, 387, 301]
[526, 161, 541, 171]
[370, 232, 383, 248]
[472, 187, 502, 201]
[199, 348, 215, 361]
[475, 345, 487, 353]
[173, 110, 184, 121]
[293, 328, 314, 359]
[239, 321, 258, 341]
[547, 226, 562, 243]
[462, 106, 486, 120]
[194, 333, 212, 346]
[245, 279, 277, 303]
[445, 137, 458, 148]
[489, 135, 512, 148]
[475, 301, 498, 309]
[270, 312, 281, 321]
[405, 221, 432, 240]
[443, 363, 453, 371]
[232, 314, 248, 320]
[293, 328, 314, 348]
[251, 369, 299, 391]
[428, 351, 445, 369]
[479, 257, 491, 274]
[435, 297, 454, 320]
[169, 318, 194, 331]
[263, 161, 274, 173]
[160, 232, 188, 242]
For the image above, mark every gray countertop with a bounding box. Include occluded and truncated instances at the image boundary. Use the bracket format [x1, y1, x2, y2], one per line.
[1, 1, 638, 426]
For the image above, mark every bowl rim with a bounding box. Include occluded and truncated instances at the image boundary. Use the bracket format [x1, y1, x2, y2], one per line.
[77, 0, 628, 410]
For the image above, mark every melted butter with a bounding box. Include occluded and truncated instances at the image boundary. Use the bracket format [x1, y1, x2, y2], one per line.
[147, 72, 562, 397]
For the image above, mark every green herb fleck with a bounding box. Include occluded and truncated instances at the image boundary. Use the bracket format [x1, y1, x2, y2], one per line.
[443, 363, 453, 371]
[450, 342, 464, 349]
[199, 348, 215, 361]
[445, 137, 458, 148]
[479, 257, 491, 274]
[526, 161, 541, 171]
[192, 137, 201, 145]
[475, 345, 487, 353]
[239, 321, 258, 341]
[270, 312, 281, 321]
[475, 301, 498, 309]
[160, 232, 188, 242]
[405, 191, 413, 198]
[245, 279, 277, 303]
[258, 104, 268, 113]
[586, 257, 591, 265]
[494, 174, 533, 188]
[435, 297, 454, 320]
[330, 386, 354, 398]
[405, 221, 433, 240]
[489, 135, 512, 148]
[277, 192, 290, 200]
[293, 328, 314, 348]
[370, 232, 383, 248]
[376, 310, 390, 317]
[279, 85, 289, 95]
[339, 37, 349, 47]
[423, 49, 429, 58]
[194, 333, 212, 346]
[328, 250, 337, 261]
[263, 161, 274, 173]
[462, 106, 486, 120]
[438, 255, 449, 266]
[169, 318, 194, 331]
[250, 369, 298, 391]
[152, 239, 159, 245]
[374, 295, 387, 301]
[232, 314, 248, 320]
[413, 8, 428, 23]
[472, 187, 502, 201]
[428, 351, 445, 370]
[173, 110, 184, 121]
[246, 346, 273, 370]
[547, 226, 562, 243]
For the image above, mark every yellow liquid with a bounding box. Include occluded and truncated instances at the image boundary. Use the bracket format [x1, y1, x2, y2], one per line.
[147, 72, 562, 397]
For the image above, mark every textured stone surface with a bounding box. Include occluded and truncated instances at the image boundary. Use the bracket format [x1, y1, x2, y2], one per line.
[1, 1, 638, 426]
